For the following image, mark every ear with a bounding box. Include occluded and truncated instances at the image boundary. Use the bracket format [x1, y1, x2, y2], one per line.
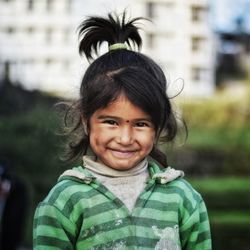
[81, 117, 89, 135]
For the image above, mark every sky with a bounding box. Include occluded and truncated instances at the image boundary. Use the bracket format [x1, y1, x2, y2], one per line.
[210, 0, 250, 33]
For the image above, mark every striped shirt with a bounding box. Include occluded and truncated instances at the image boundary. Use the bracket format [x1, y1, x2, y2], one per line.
[33, 161, 211, 249]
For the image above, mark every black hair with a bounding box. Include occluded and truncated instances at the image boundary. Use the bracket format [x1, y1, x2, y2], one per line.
[63, 12, 184, 166]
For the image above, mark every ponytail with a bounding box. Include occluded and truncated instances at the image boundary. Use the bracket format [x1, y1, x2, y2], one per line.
[78, 12, 143, 59]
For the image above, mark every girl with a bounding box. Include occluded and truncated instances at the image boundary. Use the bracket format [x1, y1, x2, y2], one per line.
[33, 12, 211, 250]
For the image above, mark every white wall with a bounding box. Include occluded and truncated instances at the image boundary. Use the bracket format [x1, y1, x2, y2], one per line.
[0, 0, 215, 97]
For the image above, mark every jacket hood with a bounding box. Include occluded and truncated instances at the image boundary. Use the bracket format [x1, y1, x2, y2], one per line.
[58, 162, 184, 185]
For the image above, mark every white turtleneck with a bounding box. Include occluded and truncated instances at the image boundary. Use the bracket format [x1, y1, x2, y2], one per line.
[83, 156, 149, 211]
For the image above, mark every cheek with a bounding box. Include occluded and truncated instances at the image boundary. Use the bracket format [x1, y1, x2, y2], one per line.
[148, 136, 155, 150]
[89, 126, 100, 148]
[89, 126, 110, 149]
[140, 131, 156, 151]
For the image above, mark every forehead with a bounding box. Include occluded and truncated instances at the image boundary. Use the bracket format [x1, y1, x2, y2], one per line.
[93, 95, 151, 120]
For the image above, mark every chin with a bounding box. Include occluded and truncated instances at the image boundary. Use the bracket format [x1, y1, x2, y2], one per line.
[109, 161, 138, 171]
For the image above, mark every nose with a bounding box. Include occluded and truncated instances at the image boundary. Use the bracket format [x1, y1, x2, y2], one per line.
[116, 126, 134, 145]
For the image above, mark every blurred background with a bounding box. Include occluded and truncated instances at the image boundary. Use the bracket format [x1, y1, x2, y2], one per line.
[0, 0, 249, 249]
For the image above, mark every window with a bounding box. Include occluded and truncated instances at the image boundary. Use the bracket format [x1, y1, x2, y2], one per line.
[191, 67, 207, 82]
[45, 58, 53, 65]
[46, 0, 54, 12]
[191, 5, 207, 22]
[45, 27, 53, 43]
[6, 27, 15, 34]
[27, 0, 34, 11]
[191, 36, 205, 52]
[27, 27, 34, 34]
[146, 2, 154, 18]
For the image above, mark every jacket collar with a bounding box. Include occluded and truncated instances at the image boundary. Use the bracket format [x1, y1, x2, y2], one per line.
[58, 161, 184, 185]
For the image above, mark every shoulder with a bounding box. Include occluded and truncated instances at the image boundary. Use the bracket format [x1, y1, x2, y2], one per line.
[154, 177, 203, 212]
[171, 178, 202, 202]
[168, 178, 201, 199]
[42, 167, 95, 210]
[149, 162, 202, 205]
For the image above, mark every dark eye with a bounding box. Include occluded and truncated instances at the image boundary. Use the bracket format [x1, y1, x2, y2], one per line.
[135, 122, 149, 127]
[103, 120, 118, 125]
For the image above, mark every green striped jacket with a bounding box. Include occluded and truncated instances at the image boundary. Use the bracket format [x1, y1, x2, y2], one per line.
[33, 162, 211, 249]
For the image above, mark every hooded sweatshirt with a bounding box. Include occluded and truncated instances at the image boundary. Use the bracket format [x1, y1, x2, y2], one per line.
[33, 161, 211, 250]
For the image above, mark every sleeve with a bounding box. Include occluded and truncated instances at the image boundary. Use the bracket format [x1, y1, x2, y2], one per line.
[179, 198, 212, 250]
[33, 202, 77, 250]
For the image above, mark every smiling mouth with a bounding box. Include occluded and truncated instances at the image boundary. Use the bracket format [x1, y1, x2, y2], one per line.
[109, 149, 136, 158]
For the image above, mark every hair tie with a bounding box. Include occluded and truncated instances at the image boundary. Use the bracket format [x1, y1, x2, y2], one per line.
[109, 43, 127, 51]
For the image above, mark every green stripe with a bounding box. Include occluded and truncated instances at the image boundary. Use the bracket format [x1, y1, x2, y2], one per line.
[83, 199, 124, 219]
[200, 211, 209, 223]
[170, 179, 201, 204]
[34, 236, 73, 249]
[133, 207, 178, 222]
[86, 236, 158, 249]
[61, 190, 110, 218]
[198, 220, 210, 233]
[79, 217, 132, 240]
[133, 224, 177, 240]
[79, 226, 134, 249]
[78, 217, 181, 247]
[195, 238, 212, 250]
[79, 216, 179, 242]
[34, 216, 61, 229]
[35, 225, 68, 240]
[34, 203, 76, 236]
[135, 236, 158, 248]
[143, 189, 194, 217]
[197, 230, 211, 244]
[34, 216, 76, 242]
[141, 200, 179, 211]
[133, 216, 177, 228]
[83, 207, 127, 229]
[33, 246, 59, 250]
[156, 181, 199, 201]
[180, 209, 199, 231]
[144, 191, 182, 203]
[45, 182, 95, 210]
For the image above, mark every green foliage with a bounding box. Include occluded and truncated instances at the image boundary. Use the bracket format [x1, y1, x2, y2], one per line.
[0, 105, 64, 178]
[179, 87, 250, 129]
[189, 177, 250, 250]
[189, 177, 250, 193]
[186, 126, 250, 150]
[212, 223, 250, 250]
[0, 99, 68, 246]
[167, 87, 250, 177]
[209, 211, 250, 225]
[189, 177, 250, 210]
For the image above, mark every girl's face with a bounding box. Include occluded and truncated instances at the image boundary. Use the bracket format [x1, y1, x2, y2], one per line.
[89, 95, 156, 170]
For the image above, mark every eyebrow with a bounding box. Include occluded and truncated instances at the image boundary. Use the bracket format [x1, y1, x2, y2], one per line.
[96, 115, 152, 122]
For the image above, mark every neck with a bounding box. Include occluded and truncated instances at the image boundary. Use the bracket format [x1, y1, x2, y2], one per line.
[82, 156, 148, 177]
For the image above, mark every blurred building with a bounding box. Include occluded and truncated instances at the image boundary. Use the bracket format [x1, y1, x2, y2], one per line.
[0, 0, 215, 97]
[0, 0, 81, 97]
[137, 0, 216, 96]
